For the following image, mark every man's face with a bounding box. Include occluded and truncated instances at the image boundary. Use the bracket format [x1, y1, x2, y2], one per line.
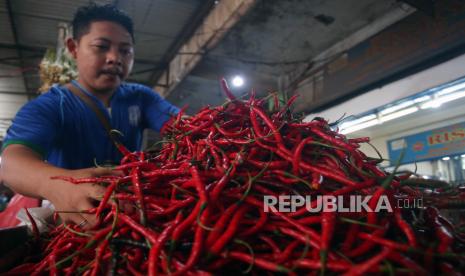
[68, 21, 134, 93]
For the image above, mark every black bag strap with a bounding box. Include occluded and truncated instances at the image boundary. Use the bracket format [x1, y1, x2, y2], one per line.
[66, 83, 121, 147]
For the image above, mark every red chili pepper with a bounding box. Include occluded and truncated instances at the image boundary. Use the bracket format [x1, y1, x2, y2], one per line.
[206, 203, 240, 247]
[279, 227, 321, 251]
[274, 240, 300, 263]
[228, 251, 291, 273]
[239, 206, 267, 237]
[210, 165, 236, 202]
[114, 160, 158, 171]
[130, 167, 147, 225]
[64, 257, 81, 276]
[273, 209, 321, 242]
[114, 141, 132, 157]
[141, 168, 187, 178]
[294, 259, 351, 271]
[31, 242, 74, 276]
[95, 180, 117, 220]
[347, 221, 389, 258]
[348, 137, 370, 144]
[343, 247, 392, 276]
[220, 78, 236, 101]
[50, 175, 120, 184]
[276, 147, 358, 186]
[275, 94, 299, 119]
[259, 234, 281, 258]
[127, 262, 145, 276]
[118, 213, 157, 244]
[90, 238, 109, 276]
[250, 105, 286, 147]
[312, 128, 356, 151]
[174, 207, 210, 275]
[358, 232, 411, 251]
[24, 208, 40, 241]
[293, 137, 313, 175]
[320, 210, 336, 275]
[214, 123, 248, 138]
[5, 263, 37, 274]
[439, 262, 459, 275]
[426, 206, 454, 253]
[394, 207, 417, 248]
[386, 251, 427, 274]
[341, 223, 359, 253]
[170, 201, 201, 247]
[210, 205, 249, 255]
[148, 212, 182, 276]
[250, 159, 289, 171]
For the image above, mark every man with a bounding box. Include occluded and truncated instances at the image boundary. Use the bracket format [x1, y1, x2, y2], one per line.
[0, 4, 179, 229]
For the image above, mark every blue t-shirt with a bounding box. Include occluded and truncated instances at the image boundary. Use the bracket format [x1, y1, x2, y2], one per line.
[2, 82, 179, 169]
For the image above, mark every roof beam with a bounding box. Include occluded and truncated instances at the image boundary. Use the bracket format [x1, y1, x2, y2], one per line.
[0, 43, 161, 66]
[0, 42, 46, 53]
[0, 90, 36, 96]
[153, 0, 258, 98]
[149, 0, 216, 87]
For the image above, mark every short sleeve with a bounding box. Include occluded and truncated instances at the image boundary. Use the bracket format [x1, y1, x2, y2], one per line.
[2, 93, 61, 158]
[138, 85, 179, 131]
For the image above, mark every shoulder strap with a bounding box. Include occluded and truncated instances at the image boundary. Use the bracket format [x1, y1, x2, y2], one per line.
[66, 83, 117, 143]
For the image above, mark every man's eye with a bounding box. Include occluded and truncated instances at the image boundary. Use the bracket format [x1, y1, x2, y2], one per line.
[94, 45, 109, 50]
[120, 49, 133, 55]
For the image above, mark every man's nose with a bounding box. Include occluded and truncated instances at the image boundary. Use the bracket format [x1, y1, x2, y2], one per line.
[106, 48, 122, 66]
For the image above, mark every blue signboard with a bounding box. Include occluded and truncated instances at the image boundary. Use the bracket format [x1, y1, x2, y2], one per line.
[387, 121, 465, 165]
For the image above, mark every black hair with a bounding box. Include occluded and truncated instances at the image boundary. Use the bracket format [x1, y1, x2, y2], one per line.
[72, 3, 134, 41]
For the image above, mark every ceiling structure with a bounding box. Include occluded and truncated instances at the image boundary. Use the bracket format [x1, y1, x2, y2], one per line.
[165, 0, 415, 113]
[0, 0, 421, 140]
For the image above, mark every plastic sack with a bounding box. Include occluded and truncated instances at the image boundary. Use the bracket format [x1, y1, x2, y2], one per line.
[0, 194, 41, 229]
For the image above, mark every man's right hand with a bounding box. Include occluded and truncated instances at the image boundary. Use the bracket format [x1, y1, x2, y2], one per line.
[43, 167, 121, 230]
[0, 144, 121, 230]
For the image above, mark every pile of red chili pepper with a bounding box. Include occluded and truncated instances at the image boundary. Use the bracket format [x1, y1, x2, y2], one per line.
[6, 79, 465, 275]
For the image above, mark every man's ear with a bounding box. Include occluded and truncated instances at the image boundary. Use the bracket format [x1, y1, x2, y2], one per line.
[66, 37, 78, 59]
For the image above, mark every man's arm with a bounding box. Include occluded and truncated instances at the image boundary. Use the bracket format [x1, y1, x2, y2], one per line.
[1, 144, 113, 229]
[138, 84, 180, 132]
[1, 144, 67, 198]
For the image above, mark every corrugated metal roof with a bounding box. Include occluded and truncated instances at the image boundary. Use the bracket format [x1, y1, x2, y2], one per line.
[0, 48, 18, 59]
[0, 0, 207, 96]
[10, 0, 88, 20]
[0, 1, 14, 45]
[0, 13, 15, 44]
[137, 0, 199, 34]
[15, 14, 63, 47]
[135, 32, 173, 60]
[3, 0, 203, 55]
[114, 0, 199, 34]
[0, 64, 26, 93]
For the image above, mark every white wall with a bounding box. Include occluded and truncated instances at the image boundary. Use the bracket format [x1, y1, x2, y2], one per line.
[0, 63, 28, 140]
[305, 52, 465, 177]
[305, 52, 465, 123]
[0, 93, 27, 119]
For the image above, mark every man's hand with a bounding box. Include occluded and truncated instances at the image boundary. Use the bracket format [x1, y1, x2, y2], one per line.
[43, 167, 121, 230]
[1, 145, 122, 230]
